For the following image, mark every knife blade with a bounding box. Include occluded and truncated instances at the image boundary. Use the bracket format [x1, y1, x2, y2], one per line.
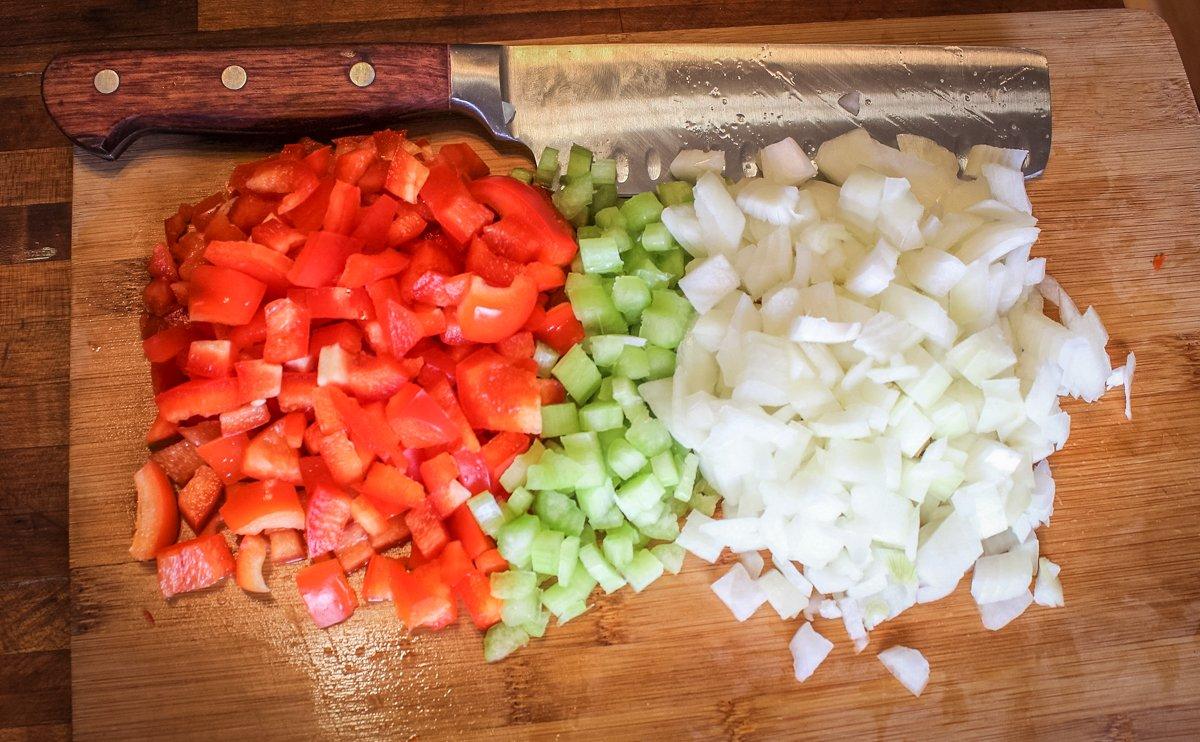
[43, 43, 1049, 193]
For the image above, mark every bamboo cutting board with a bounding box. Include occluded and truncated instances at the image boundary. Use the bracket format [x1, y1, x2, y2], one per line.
[69, 10, 1200, 739]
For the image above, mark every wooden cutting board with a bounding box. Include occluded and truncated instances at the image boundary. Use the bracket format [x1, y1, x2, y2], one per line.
[69, 9, 1200, 739]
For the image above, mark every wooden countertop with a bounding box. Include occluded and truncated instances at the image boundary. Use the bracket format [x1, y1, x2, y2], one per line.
[6, 0, 1197, 737]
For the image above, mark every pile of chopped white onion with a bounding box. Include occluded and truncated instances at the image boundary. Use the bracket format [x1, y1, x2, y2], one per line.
[644, 130, 1133, 694]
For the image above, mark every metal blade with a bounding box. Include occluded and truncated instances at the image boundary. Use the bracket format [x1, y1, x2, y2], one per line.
[449, 44, 1049, 195]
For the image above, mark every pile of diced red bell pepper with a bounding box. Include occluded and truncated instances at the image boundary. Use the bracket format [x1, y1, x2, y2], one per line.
[132, 131, 585, 633]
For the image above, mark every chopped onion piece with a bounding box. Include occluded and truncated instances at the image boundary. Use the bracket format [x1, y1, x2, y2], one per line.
[877, 646, 930, 697]
[670, 149, 726, 181]
[978, 590, 1033, 630]
[789, 622, 834, 682]
[711, 563, 768, 621]
[1033, 557, 1064, 607]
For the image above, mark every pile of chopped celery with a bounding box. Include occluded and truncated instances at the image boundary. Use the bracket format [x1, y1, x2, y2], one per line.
[478, 146, 711, 662]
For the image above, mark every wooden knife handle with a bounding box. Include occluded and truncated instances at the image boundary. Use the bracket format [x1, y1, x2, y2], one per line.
[42, 44, 451, 159]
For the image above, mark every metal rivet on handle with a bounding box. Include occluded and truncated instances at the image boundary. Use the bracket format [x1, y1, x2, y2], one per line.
[349, 61, 376, 88]
[221, 65, 247, 91]
[93, 69, 119, 94]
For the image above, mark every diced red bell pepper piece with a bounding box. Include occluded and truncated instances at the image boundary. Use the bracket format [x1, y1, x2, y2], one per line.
[204, 240, 294, 291]
[150, 439, 205, 485]
[319, 429, 370, 485]
[338, 249, 410, 288]
[370, 516, 411, 551]
[437, 540, 474, 587]
[235, 534, 270, 593]
[419, 452, 459, 494]
[345, 354, 418, 402]
[327, 387, 401, 460]
[177, 464, 222, 533]
[146, 414, 178, 445]
[251, 218, 307, 254]
[287, 231, 363, 288]
[229, 308, 268, 349]
[404, 500, 449, 559]
[186, 339, 235, 379]
[156, 377, 243, 425]
[349, 494, 391, 539]
[386, 202, 428, 248]
[179, 420, 222, 446]
[539, 378, 567, 405]
[384, 147, 429, 204]
[455, 348, 542, 434]
[188, 265, 267, 326]
[310, 322, 362, 356]
[334, 142, 378, 185]
[358, 462, 426, 516]
[305, 483, 354, 559]
[522, 261, 566, 292]
[479, 216, 541, 262]
[451, 448, 491, 495]
[454, 569, 502, 629]
[284, 178, 336, 232]
[534, 302, 586, 355]
[425, 377, 481, 451]
[142, 325, 195, 364]
[495, 330, 535, 361]
[289, 286, 373, 321]
[296, 558, 359, 628]
[143, 279, 178, 316]
[275, 411, 306, 449]
[386, 383, 458, 449]
[303, 144, 333, 176]
[474, 547, 508, 576]
[229, 192, 278, 233]
[157, 533, 236, 599]
[349, 194, 399, 252]
[465, 236, 523, 287]
[419, 163, 492, 244]
[448, 503, 493, 559]
[195, 432, 249, 484]
[480, 432, 531, 482]
[220, 479, 305, 534]
[268, 528, 306, 564]
[335, 522, 374, 573]
[323, 180, 361, 235]
[235, 359, 283, 403]
[392, 562, 457, 630]
[203, 212, 246, 242]
[437, 142, 490, 180]
[263, 298, 311, 364]
[469, 175, 578, 265]
[278, 372, 317, 412]
[363, 553, 404, 602]
[149, 241, 180, 282]
[242, 425, 301, 483]
[246, 158, 316, 196]
[456, 275, 538, 344]
[130, 460, 181, 560]
[218, 402, 271, 437]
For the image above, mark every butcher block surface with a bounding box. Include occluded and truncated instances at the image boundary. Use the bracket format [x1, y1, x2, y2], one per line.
[69, 10, 1200, 739]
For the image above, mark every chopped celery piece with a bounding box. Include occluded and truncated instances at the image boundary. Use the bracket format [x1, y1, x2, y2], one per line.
[596, 376, 614, 401]
[580, 525, 597, 546]
[623, 548, 665, 592]
[561, 431, 607, 488]
[530, 529, 565, 575]
[584, 335, 633, 368]
[506, 487, 534, 515]
[498, 440, 544, 492]
[579, 235, 623, 274]
[509, 167, 534, 184]
[623, 400, 652, 424]
[496, 514, 540, 569]
[620, 192, 665, 233]
[501, 591, 541, 626]
[605, 227, 634, 254]
[591, 157, 617, 184]
[566, 144, 594, 180]
[579, 543, 627, 593]
[540, 402, 580, 438]
[552, 345, 602, 403]
[533, 341, 560, 377]
[520, 609, 551, 638]
[525, 450, 584, 490]
[563, 561, 597, 599]
[558, 535, 581, 585]
[491, 569, 538, 599]
[674, 452, 699, 502]
[565, 273, 628, 335]
[602, 523, 637, 568]
[610, 376, 640, 407]
[611, 275, 652, 319]
[484, 623, 529, 662]
[657, 180, 694, 206]
[467, 491, 507, 537]
[651, 542, 686, 574]
[690, 488, 720, 517]
[653, 248, 687, 284]
[535, 146, 560, 187]
[638, 509, 681, 541]
[591, 184, 619, 213]
[553, 173, 593, 220]
[613, 345, 650, 380]
[579, 400, 624, 432]
[650, 451, 680, 487]
[556, 600, 589, 624]
[590, 504, 627, 530]
[645, 346, 677, 379]
[534, 490, 586, 536]
[624, 246, 672, 288]
[640, 222, 676, 252]
[540, 582, 579, 618]
[594, 206, 627, 231]
[625, 501, 664, 529]
[638, 289, 693, 349]
[597, 427, 625, 450]
[606, 438, 648, 480]
[616, 472, 665, 514]
[577, 224, 603, 240]
[626, 418, 672, 457]
[577, 481, 616, 523]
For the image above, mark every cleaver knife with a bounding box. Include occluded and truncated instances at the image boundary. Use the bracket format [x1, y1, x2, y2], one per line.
[42, 43, 1050, 193]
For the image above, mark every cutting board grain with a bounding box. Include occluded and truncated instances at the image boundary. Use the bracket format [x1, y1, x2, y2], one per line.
[69, 10, 1200, 740]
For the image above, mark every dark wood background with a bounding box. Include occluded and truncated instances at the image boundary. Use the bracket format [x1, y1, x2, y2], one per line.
[7, 0, 1200, 738]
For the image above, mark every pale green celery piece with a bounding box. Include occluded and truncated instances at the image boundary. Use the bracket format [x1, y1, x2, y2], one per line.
[594, 205, 627, 231]
[638, 510, 681, 541]
[653, 248, 687, 284]
[484, 623, 530, 662]
[577, 480, 617, 522]
[506, 487, 534, 515]
[590, 504, 627, 530]
[626, 418, 672, 457]
[566, 144, 594, 180]
[509, 167, 534, 184]
[540, 402, 581, 438]
[579, 400, 624, 432]
[656, 180, 694, 206]
[467, 491, 507, 537]
[605, 226, 635, 254]
[501, 590, 542, 626]
[609, 376, 641, 407]
[535, 146, 560, 187]
[613, 345, 651, 380]
[525, 450, 585, 491]
[625, 500, 664, 529]
[560, 431, 608, 488]
[622, 400, 652, 424]
[624, 246, 672, 288]
[520, 609, 551, 639]
[553, 173, 594, 221]
[577, 224, 603, 240]
[596, 376, 615, 401]
[591, 183, 619, 214]
[555, 600, 589, 624]
[640, 222, 676, 252]
[490, 569, 538, 599]
[558, 535, 581, 585]
[530, 529, 565, 575]
[533, 489, 586, 536]
[645, 346, 677, 380]
[552, 345, 603, 403]
[690, 488, 720, 517]
[620, 191, 665, 233]
[606, 438, 648, 480]
[579, 235, 623, 274]
[498, 440, 545, 493]
[667, 497, 689, 516]
[638, 289, 693, 349]
[622, 548, 665, 592]
[496, 515, 541, 569]
[579, 543, 627, 593]
[611, 274, 652, 320]
[591, 157, 617, 184]
[616, 471, 666, 514]
[566, 273, 629, 335]
[584, 335, 630, 368]
[651, 542, 686, 574]
[650, 451, 680, 487]
[580, 524, 597, 546]
[601, 523, 637, 568]
[674, 453, 699, 502]
[539, 582, 579, 618]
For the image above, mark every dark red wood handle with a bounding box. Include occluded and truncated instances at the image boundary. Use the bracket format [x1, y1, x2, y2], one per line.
[42, 44, 451, 159]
